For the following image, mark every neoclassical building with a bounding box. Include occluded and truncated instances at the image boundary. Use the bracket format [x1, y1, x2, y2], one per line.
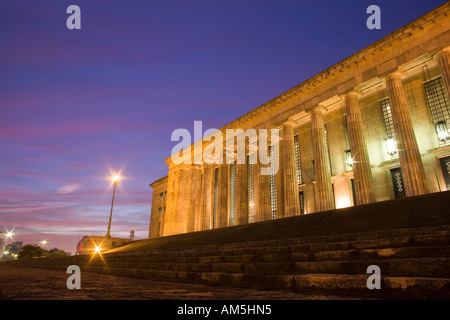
[149, 3, 450, 238]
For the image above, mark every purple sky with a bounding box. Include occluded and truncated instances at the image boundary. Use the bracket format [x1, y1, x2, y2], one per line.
[0, 0, 447, 254]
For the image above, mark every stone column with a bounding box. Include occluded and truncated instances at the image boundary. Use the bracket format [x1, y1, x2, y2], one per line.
[201, 164, 213, 230]
[216, 139, 229, 228]
[309, 106, 335, 211]
[344, 91, 376, 205]
[281, 120, 300, 217]
[255, 161, 271, 222]
[235, 138, 248, 225]
[192, 164, 204, 232]
[163, 162, 189, 235]
[437, 47, 450, 93]
[385, 71, 429, 196]
[184, 164, 199, 233]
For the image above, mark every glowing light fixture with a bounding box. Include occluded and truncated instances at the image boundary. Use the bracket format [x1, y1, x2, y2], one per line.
[41, 240, 48, 246]
[344, 149, 353, 167]
[386, 137, 398, 157]
[436, 120, 449, 143]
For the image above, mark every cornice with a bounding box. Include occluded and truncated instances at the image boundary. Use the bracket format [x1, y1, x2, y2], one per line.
[219, 2, 449, 130]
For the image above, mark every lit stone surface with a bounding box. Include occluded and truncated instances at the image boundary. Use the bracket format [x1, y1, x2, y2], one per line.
[149, 4, 450, 238]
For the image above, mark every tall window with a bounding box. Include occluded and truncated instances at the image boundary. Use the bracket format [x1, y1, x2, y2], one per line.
[299, 191, 305, 214]
[294, 135, 302, 185]
[423, 76, 450, 146]
[213, 167, 219, 228]
[247, 154, 255, 223]
[269, 145, 277, 220]
[380, 98, 398, 158]
[229, 162, 236, 226]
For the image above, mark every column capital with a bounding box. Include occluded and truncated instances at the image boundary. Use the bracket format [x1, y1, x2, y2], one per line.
[344, 89, 362, 99]
[306, 104, 327, 115]
[384, 70, 406, 82]
[282, 118, 298, 128]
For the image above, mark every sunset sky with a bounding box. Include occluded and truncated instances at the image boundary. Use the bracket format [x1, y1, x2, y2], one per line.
[1, 0, 446, 254]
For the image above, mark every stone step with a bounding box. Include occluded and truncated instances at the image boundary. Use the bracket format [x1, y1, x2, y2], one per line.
[293, 245, 450, 262]
[98, 232, 450, 263]
[80, 257, 450, 279]
[104, 227, 449, 257]
[99, 241, 450, 266]
[11, 240, 450, 273]
[293, 274, 450, 299]
[78, 266, 449, 299]
[213, 225, 450, 250]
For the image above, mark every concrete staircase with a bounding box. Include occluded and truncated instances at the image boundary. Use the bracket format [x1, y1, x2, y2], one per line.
[7, 191, 450, 299]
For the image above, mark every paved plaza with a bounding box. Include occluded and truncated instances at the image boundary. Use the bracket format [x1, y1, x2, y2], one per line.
[0, 265, 351, 300]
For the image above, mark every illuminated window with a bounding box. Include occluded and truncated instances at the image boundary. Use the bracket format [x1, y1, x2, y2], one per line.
[299, 191, 305, 214]
[423, 76, 450, 146]
[269, 145, 277, 219]
[380, 98, 398, 158]
[381, 98, 395, 138]
[294, 135, 302, 184]
[247, 154, 255, 223]
[213, 167, 219, 228]
[229, 162, 236, 226]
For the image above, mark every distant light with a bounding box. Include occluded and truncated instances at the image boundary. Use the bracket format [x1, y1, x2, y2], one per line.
[5, 232, 13, 238]
[41, 240, 48, 245]
[112, 175, 120, 183]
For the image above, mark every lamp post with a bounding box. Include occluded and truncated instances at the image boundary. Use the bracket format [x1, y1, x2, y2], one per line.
[106, 175, 119, 238]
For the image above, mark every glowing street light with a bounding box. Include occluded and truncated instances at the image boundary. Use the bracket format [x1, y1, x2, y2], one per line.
[41, 240, 48, 246]
[93, 245, 103, 255]
[106, 174, 119, 237]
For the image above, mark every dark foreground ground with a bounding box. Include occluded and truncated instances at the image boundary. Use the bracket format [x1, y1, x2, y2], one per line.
[0, 265, 356, 300]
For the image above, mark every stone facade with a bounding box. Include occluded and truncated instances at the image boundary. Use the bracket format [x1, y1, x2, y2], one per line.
[149, 3, 450, 238]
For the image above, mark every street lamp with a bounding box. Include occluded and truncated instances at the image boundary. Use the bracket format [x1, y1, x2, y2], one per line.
[106, 175, 119, 237]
